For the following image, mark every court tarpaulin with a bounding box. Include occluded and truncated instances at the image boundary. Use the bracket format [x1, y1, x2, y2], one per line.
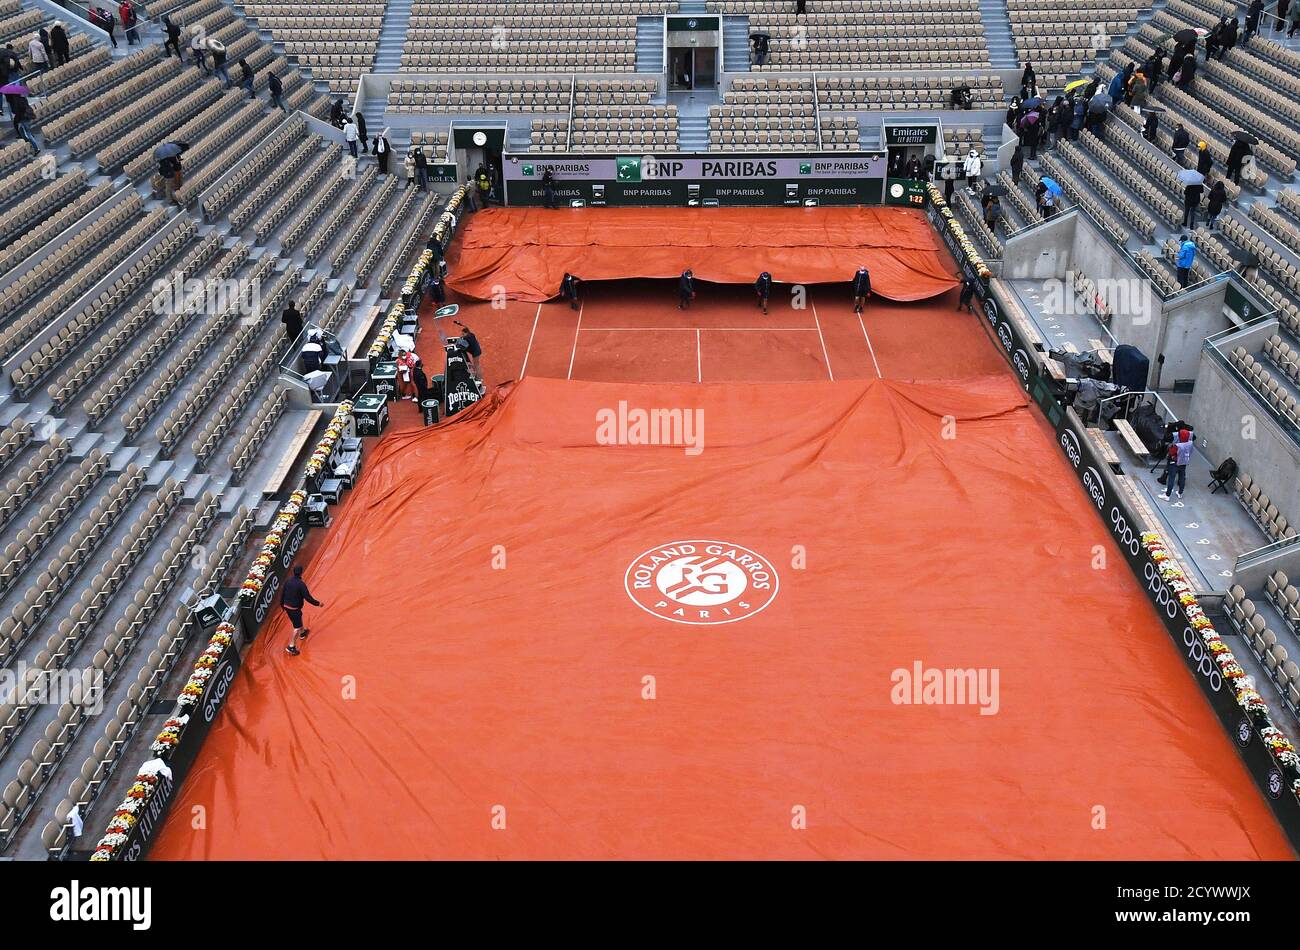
[445, 206, 960, 302]
[149, 375, 1290, 860]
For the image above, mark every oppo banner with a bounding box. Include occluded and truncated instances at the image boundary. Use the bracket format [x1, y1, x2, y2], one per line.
[503, 153, 887, 207]
[984, 285, 1300, 847]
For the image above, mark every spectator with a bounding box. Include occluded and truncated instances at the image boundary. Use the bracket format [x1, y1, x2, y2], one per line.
[1245, 0, 1264, 38]
[1128, 71, 1148, 110]
[158, 153, 183, 203]
[984, 196, 1003, 232]
[99, 7, 118, 48]
[281, 565, 323, 656]
[1163, 429, 1194, 500]
[1143, 49, 1166, 92]
[1010, 145, 1025, 184]
[1005, 95, 1021, 133]
[1053, 97, 1072, 145]
[1288, 1, 1300, 35]
[27, 34, 48, 73]
[678, 269, 696, 310]
[267, 69, 284, 110]
[330, 97, 344, 127]
[852, 265, 871, 313]
[414, 146, 429, 190]
[403, 149, 416, 188]
[163, 15, 181, 58]
[962, 148, 982, 191]
[354, 111, 368, 153]
[1143, 109, 1159, 142]
[1277, 0, 1291, 32]
[1107, 63, 1130, 103]
[1019, 112, 1041, 159]
[50, 20, 70, 65]
[239, 58, 254, 98]
[905, 154, 923, 180]
[1182, 179, 1203, 228]
[0, 44, 21, 84]
[343, 116, 359, 158]
[10, 95, 35, 147]
[560, 272, 581, 310]
[210, 39, 229, 85]
[190, 29, 208, 73]
[373, 130, 390, 174]
[1206, 180, 1228, 229]
[1205, 18, 1226, 59]
[1218, 16, 1239, 56]
[1070, 95, 1086, 140]
[1171, 123, 1190, 162]
[1196, 141, 1212, 176]
[1020, 62, 1037, 99]
[1175, 52, 1197, 89]
[754, 271, 772, 314]
[119, 2, 138, 45]
[1226, 137, 1252, 184]
[1175, 234, 1196, 287]
[282, 302, 303, 344]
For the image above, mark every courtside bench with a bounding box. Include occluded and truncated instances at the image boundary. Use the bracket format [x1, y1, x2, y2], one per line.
[260, 410, 321, 501]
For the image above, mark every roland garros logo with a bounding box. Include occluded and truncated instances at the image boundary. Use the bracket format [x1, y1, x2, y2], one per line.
[624, 540, 779, 625]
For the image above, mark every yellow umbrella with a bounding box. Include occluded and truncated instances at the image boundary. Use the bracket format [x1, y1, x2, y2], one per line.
[1064, 78, 1091, 94]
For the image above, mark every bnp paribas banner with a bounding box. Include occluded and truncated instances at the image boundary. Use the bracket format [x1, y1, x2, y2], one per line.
[503, 153, 887, 207]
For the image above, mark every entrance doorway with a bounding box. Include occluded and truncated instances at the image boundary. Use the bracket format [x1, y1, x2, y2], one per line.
[668, 45, 717, 91]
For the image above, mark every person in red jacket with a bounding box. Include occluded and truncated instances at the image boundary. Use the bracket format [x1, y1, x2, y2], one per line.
[119, 1, 139, 44]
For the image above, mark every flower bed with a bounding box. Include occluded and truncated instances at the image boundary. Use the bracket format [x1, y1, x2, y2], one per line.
[176, 623, 236, 715]
[367, 302, 403, 361]
[89, 761, 170, 861]
[1142, 532, 1300, 803]
[304, 400, 354, 480]
[237, 490, 308, 603]
[926, 183, 993, 281]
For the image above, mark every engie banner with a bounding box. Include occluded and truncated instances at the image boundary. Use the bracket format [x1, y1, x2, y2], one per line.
[236, 505, 308, 637]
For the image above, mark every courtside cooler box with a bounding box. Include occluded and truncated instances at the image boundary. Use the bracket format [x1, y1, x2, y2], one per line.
[353, 392, 389, 437]
[371, 361, 398, 399]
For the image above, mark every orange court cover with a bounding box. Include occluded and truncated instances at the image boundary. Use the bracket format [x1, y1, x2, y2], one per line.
[445, 205, 960, 303]
[150, 375, 1291, 860]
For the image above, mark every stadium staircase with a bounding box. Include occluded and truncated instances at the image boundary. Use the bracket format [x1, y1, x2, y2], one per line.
[722, 16, 750, 72]
[636, 16, 665, 73]
[229, 0, 333, 97]
[374, 0, 412, 73]
[677, 116, 710, 151]
[978, 0, 1021, 68]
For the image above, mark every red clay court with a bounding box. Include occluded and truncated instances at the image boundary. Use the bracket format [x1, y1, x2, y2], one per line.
[150, 207, 1292, 860]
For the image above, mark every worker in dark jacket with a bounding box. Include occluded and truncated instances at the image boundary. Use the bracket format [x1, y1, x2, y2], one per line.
[1226, 138, 1252, 184]
[281, 301, 303, 343]
[560, 272, 581, 310]
[678, 269, 695, 310]
[852, 266, 871, 314]
[1175, 52, 1197, 89]
[354, 111, 368, 153]
[50, 20, 70, 65]
[1143, 48, 1166, 91]
[267, 69, 284, 110]
[239, 58, 254, 97]
[282, 564, 323, 655]
[754, 271, 772, 314]
[1195, 141, 1213, 176]
[1206, 181, 1228, 229]
[163, 15, 181, 57]
[1171, 123, 1190, 162]
[1245, 0, 1264, 38]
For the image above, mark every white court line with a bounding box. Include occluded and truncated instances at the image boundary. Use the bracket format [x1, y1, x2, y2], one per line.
[566, 301, 584, 380]
[518, 303, 542, 379]
[857, 310, 883, 378]
[696, 328, 702, 383]
[809, 301, 835, 381]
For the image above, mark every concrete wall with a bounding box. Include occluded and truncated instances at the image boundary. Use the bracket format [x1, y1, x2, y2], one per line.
[1156, 279, 1238, 387]
[1190, 327, 1300, 523]
[1000, 211, 1077, 280]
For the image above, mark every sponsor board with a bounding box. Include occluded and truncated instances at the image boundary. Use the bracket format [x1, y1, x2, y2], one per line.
[237, 506, 309, 638]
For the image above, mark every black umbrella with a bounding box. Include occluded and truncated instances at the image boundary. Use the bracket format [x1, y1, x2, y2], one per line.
[153, 141, 190, 159]
[750, 31, 770, 41]
[983, 183, 1008, 197]
[1088, 94, 1113, 112]
[1231, 130, 1259, 145]
[1228, 246, 1259, 268]
[1138, 104, 1167, 114]
[1173, 28, 1198, 45]
[1023, 96, 1045, 110]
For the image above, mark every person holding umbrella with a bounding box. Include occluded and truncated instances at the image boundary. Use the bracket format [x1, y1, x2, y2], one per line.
[750, 32, 769, 67]
[1226, 133, 1254, 183]
[1040, 177, 1063, 218]
[851, 265, 871, 314]
[50, 20, 69, 65]
[156, 142, 187, 203]
[754, 271, 772, 314]
[1180, 172, 1204, 228]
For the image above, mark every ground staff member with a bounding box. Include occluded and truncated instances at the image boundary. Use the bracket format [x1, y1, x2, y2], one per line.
[283, 565, 323, 656]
